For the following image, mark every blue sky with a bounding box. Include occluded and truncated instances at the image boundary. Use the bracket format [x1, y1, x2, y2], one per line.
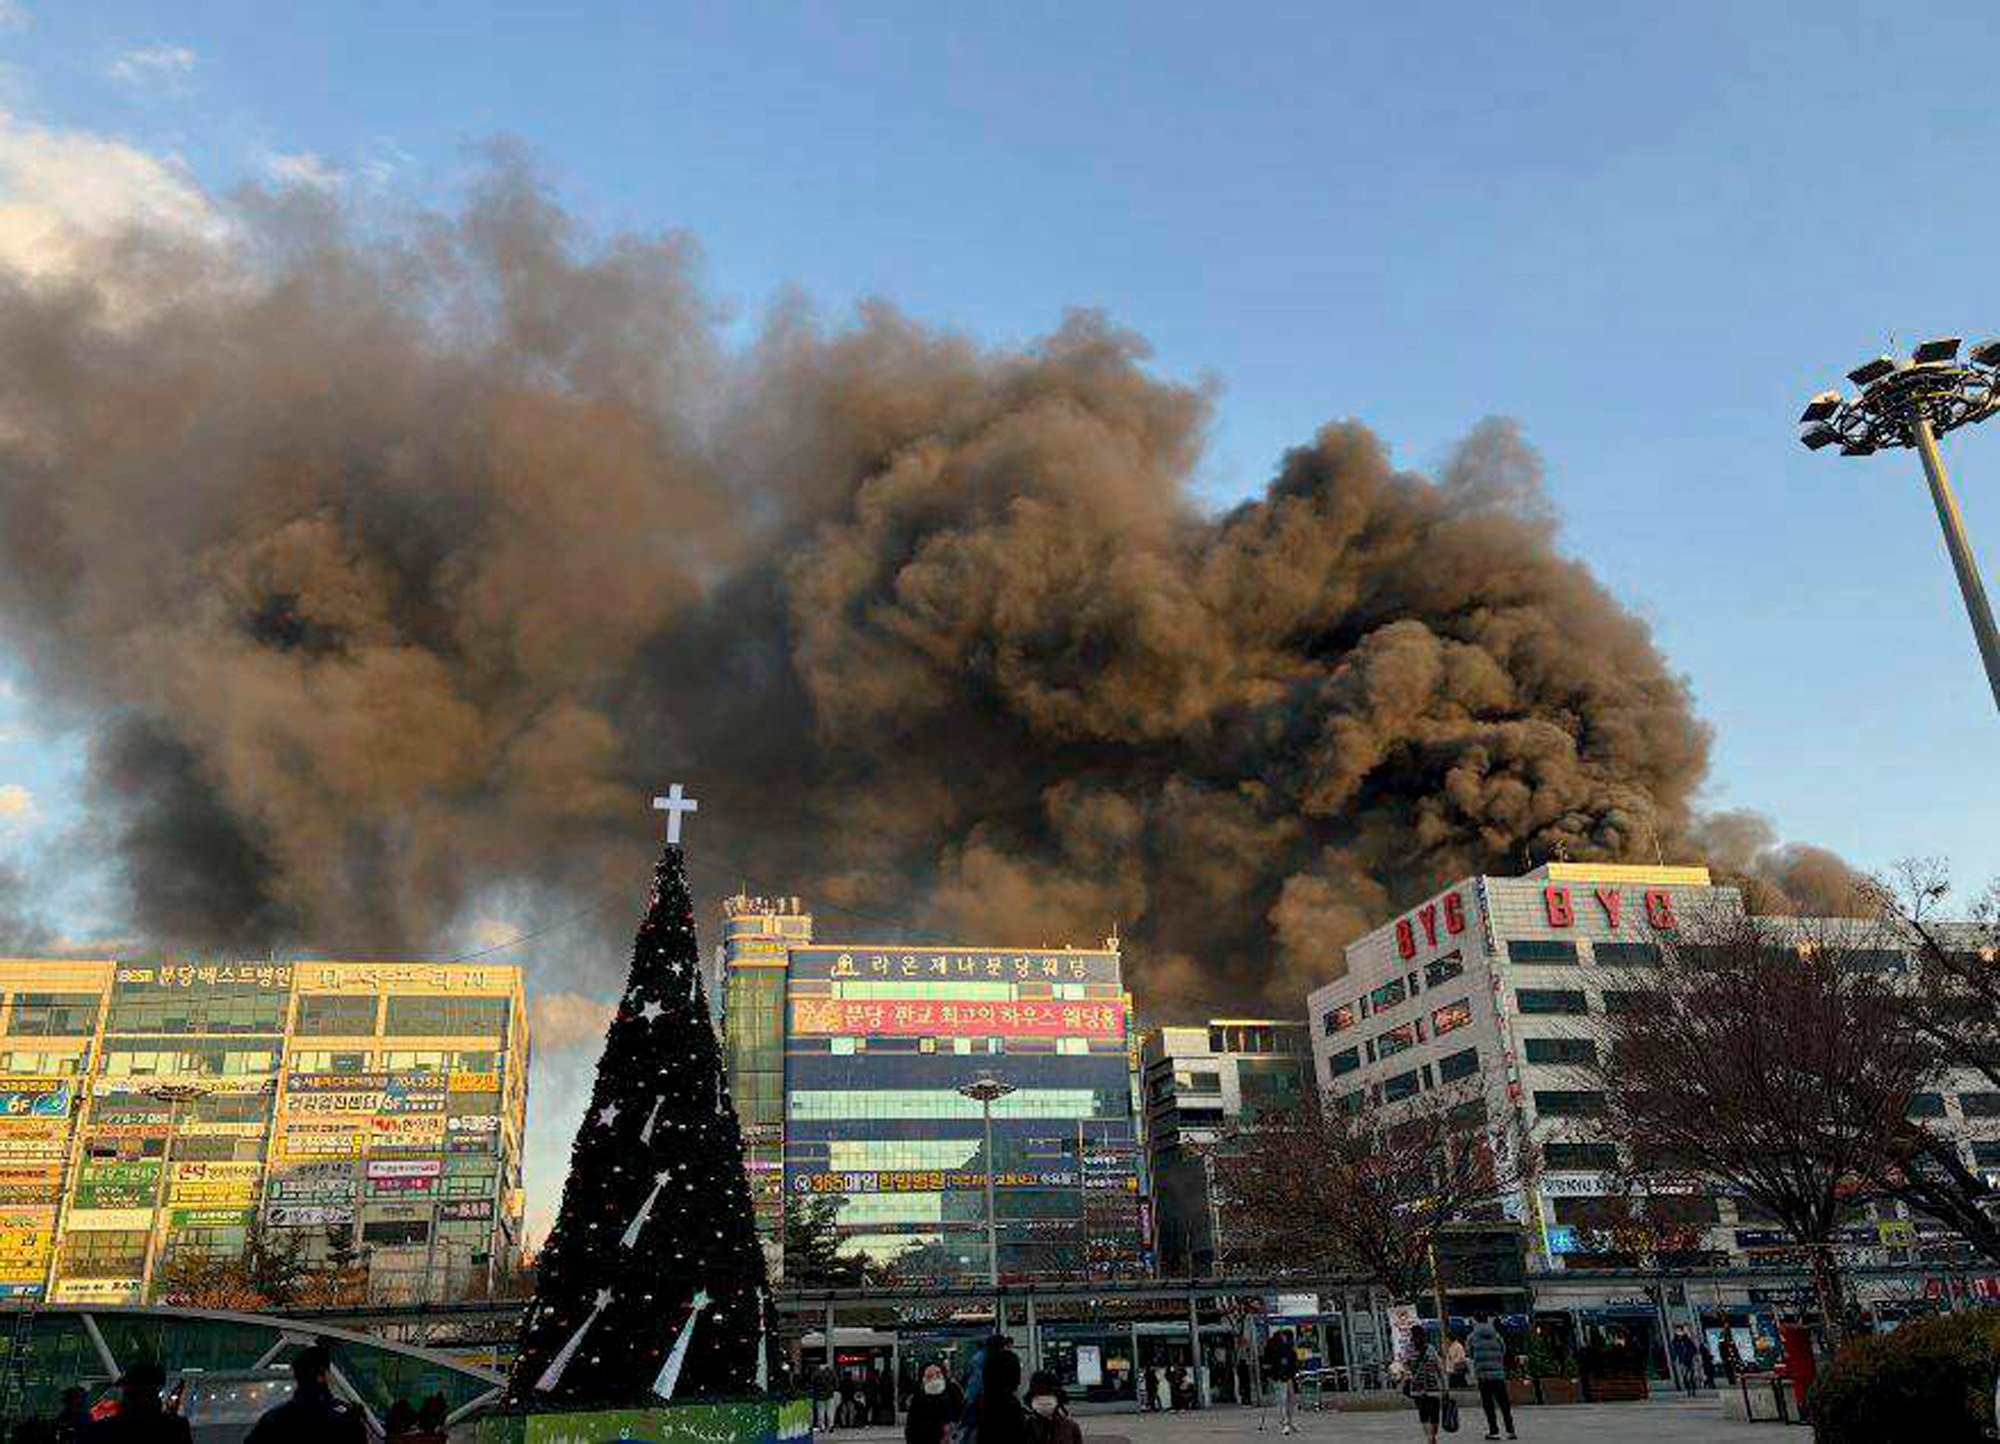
[0, 2, 1994, 917]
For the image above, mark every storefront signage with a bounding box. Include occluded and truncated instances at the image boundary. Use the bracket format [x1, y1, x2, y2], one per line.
[278, 1124, 366, 1159]
[1395, 891, 1470, 960]
[115, 963, 293, 988]
[283, 1093, 380, 1116]
[788, 947, 1121, 984]
[266, 1204, 354, 1228]
[293, 963, 510, 992]
[169, 1161, 261, 1205]
[289, 1073, 390, 1093]
[791, 998, 1124, 1040]
[0, 1079, 71, 1118]
[269, 1170, 356, 1204]
[449, 1071, 500, 1093]
[169, 1208, 253, 1229]
[365, 1159, 442, 1180]
[447, 1115, 499, 1135]
[1539, 887, 1679, 932]
[64, 1208, 156, 1231]
[369, 1115, 445, 1144]
[795, 1169, 1083, 1195]
[74, 1160, 161, 1210]
[367, 1175, 436, 1195]
[51, 1279, 141, 1303]
[439, 1198, 493, 1222]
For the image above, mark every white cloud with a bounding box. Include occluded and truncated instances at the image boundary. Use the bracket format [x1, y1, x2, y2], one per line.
[0, 784, 36, 822]
[0, 110, 223, 282]
[262, 150, 342, 192]
[530, 991, 615, 1051]
[0, 4, 27, 33]
[107, 44, 195, 90]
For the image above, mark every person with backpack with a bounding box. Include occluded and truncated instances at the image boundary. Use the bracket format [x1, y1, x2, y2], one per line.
[1260, 1328, 1301, 1436]
[1464, 1314, 1516, 1441]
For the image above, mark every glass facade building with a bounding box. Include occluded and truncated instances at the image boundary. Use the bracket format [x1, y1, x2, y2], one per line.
[719, 896, 813, 1275]
[0, 960, 527, 1305]
[781, 943, 1144, 1283]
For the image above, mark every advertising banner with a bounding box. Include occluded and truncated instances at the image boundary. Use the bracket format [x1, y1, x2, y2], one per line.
[169, 1161, 261, 1206]
[281, 1093, 380, 1116]
[288, 1073, 390, 1093]
[367, 1175, 436, 1195]
[63, 1208, 155, 1231]
[269, 1173, 356, 1204]
[795, 1169, 1082, 1195]
[278, 1123, 366, 1159]
[787, 947, 1120, 985]
[447, 1114, 499, 1135]
[439, 1198, 493, 1222]
[169, 1208, 254, 1229]
[791, 998, 1124, 1040]
[73, 1160, 161, 1210]
[365, 1159, 442, 1180]
[448, 1071, 500, 1094]
[0, 1127, 72, 1159]
[0, 1208, 54, 1282]
[369, 1115, 445, 1145]
[380, 1077, 446, 1114]
[293, 963, 510, 992]
[115, 963, 292, 988]
[0, 1079, 71, 1119]
[51, 1279, 141, 1304]
[266, 1204, 354, 1228]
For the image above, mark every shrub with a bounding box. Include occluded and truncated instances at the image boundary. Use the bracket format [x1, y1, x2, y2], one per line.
[1809, 1309, 2000, 1444]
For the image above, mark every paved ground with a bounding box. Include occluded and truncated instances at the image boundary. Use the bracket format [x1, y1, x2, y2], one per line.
[823, 1396, 1764, 1441]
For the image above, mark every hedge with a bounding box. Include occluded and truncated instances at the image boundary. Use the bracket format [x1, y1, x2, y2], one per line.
[1809, 1309, 2000, 1443]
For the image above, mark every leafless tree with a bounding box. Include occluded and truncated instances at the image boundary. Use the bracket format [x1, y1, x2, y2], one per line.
[1211, 1084, 1535, 1308]
[1581, 906, 1940, 1345]
[1865, 859, 2000, 1261]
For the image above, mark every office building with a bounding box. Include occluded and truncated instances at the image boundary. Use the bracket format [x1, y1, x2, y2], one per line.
[0, 959, 528, 1304]
[718, 895, 813, 1275]
[1139, 1019, 1310, 1273]
[1304, 862, 1993, 1279]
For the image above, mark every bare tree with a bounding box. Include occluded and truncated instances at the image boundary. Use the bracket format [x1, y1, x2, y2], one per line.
[1581, 907, 1939, 1345]
[1212, 1084, 1535, 1309]
[1866, 860, 2000, 1262]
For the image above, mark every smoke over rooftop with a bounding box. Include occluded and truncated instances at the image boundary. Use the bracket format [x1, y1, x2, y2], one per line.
[0, 146, 1765, 1015]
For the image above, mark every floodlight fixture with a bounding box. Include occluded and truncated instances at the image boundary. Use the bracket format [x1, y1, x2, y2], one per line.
[1799, 332, 2000, 713]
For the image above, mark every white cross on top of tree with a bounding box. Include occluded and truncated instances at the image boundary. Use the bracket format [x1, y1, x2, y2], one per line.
[652, 783, 699, 844]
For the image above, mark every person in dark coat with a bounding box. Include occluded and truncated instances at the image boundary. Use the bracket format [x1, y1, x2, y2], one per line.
[51, 1389, 90, 1444]
[1024, 1372, 1081, 1444]
[243, 1346, 365, 1444]
[973, 1338, 1027, 1444]
[905, 1363, 964, 1444]
[85, 1364, 191, 1444]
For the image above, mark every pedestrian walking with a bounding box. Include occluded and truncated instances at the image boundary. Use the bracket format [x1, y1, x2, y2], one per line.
[1260, 1328, 1301, 1436]
[812, 1360, 839, 1432]
[906, 1363, 964, 1444]
[1398, 1324, 1449, 1444]
[1024, 1373, 1081, 1444]
[973, 1338, 1027, 1444]
[85, 1364, 190, 1444]
[1445, 1332, 1470, 1388]
[1669, 1326, 1700, 1396]
[1718, 1330, 1742, 1383]
[1464, 1314, 1516, 1441]
[1152, 1365, 1172, 1413]
[243, 1347, 365, 1444]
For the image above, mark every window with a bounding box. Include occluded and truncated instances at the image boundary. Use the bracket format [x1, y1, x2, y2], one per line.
[1430, 999, 1472, 1036]
[60, 1230, 150, 1278]
[1533, 1090, 1607, 1117]
[1837, 950, 1908, 975]
[1544, 1141, 1619, 1171]
[1599, 990, 1658, 1015]
[1323, 1004, 1357, 1036]
[383, 996, 510, 1037]
[1425, 952, 1465, 989]
[1907, 1092, 1946, 1119]
[361, 1220, 429, 1246]
[289, 1050, 372, 1073]
[1507, 941, 1579, 965]
[1374, 1023, 1417, 1059]
[1515, 989, 1588, 1016]
[8, 993, 99, 1037]
[1973, 1141, 2000, 1168]
[1368, 980, 1407, 1011]
[1960, 1092, 2000, 1118]
[1523, 1037, 1597, 1066]
[378, 1050, 448, 1073]
[1593, 943, 1660, 968]
[1437, 1047, 1479, 1084]
[1185, 1071, 1222, 1093]
[1382, 1069, 1422, 1103]
[1328, 1048, 1360, 1078]
[296, 995, 380, 1036]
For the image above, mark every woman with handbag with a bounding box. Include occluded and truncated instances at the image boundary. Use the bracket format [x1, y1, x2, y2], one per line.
[1402, 1324, 1458, 1440]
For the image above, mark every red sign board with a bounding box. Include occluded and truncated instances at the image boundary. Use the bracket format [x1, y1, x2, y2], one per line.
[792, 998, 1124, 1039]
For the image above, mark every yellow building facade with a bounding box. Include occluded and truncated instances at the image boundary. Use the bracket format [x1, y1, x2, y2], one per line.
[0, 959, 527, 1304]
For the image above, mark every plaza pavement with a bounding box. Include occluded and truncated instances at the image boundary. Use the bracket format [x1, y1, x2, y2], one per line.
[824, 1396, 1762, 1442]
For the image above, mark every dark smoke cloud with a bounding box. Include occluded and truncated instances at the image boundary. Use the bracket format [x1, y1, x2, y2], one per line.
[0, 154, 1750, 1015]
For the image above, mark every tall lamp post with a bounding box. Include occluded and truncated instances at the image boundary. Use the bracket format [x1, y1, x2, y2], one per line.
[1800, 336, 2000, 713]
[957, 1077, 1015, 1314]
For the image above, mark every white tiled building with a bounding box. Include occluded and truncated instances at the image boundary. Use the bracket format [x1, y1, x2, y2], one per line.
[1304, 861, 1994, 1276]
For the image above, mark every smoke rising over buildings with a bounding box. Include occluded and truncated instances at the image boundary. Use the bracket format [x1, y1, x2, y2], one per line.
[0, 152, 1795, 1016]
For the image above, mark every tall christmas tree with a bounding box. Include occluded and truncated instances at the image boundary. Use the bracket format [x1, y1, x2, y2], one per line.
[506, 788, 779, 1407]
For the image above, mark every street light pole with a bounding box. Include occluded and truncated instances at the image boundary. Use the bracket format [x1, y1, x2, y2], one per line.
[957, 1077, 1015, 1315]
[1800, 336, 2000, 714]
[1909, 410, 2000, 710]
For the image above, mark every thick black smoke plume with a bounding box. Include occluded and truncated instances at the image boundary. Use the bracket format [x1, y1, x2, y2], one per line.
[0, 157, 1740, 1013]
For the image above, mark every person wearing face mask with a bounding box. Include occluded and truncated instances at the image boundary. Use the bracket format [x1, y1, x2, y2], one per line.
[1023, 1372, 1081, 1444]
[906, 1362, 965, 1444]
